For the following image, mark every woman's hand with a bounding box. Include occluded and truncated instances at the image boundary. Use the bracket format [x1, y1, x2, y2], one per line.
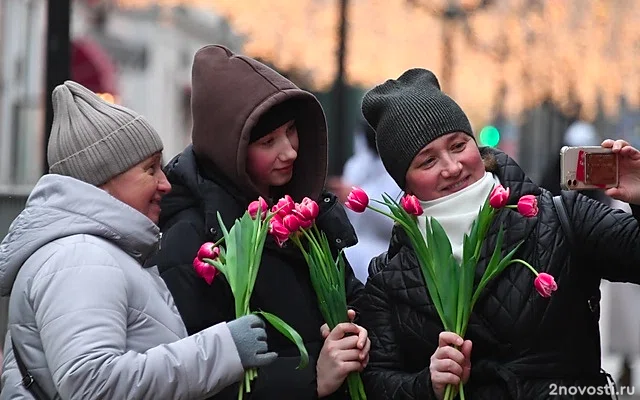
[601, 139, 640, 204]
[429, 332, 472, 400]
[316, 311, 370, 398]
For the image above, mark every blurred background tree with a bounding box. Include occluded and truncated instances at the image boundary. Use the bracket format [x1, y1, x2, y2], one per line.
[115, 0, 640, 122]
[115, 0, 640, 177]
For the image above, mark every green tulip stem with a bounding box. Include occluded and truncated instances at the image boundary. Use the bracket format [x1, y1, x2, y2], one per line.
[291, 215, 367, 398]
[444, 384, 453, 400]
[366, 203, 399, 220]
[508, 258, 539, 276]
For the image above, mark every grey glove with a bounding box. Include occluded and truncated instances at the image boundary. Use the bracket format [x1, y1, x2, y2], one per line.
[227, 314, 278, 368]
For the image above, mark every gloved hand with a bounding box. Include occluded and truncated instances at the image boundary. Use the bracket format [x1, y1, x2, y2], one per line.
[227, 314, 278, 369]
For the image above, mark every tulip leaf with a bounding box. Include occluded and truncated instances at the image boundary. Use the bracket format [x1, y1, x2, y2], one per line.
[430, 217, 454, 263]
[440, 254, 458, 332]
[426, 218, 458, 331]
[470, 226, 506, 308]
[410, 228, 448, 329]
[336, 250, 348, 306]
[255, 311, 309, 370]
[298, 229, 350, 329]
[381, 193, 406, 221]
[236, 213, 254, 314]
[204, 205, 311, 399]
[457, 256, 476, 336]
[462, 232, 476, 266]
[477, 198, 495, 240]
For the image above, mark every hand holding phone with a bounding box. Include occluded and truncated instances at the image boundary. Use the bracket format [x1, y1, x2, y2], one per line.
[560, 146, 618, 190]
[600, 139, 640, 204]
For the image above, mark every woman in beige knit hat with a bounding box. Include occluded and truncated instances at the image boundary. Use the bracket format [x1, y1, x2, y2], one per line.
[0, 81, 275, 400]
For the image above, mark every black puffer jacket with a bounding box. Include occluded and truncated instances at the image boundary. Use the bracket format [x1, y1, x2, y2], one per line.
[152, 147, 364, 400]
[359, 147, 640, 400]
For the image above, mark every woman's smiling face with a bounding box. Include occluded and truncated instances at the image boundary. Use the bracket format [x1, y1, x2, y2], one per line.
[99, 152, 171, 224]
[404, 132, 485, 201]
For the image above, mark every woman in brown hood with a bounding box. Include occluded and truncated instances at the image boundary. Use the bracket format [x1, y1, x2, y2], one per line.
[153, 45, 370, 400]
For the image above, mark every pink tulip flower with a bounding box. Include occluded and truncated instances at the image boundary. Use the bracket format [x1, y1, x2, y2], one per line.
[345, 187, 369, 213]
[517, 195, 538, 217]
[248, 196, 269, 220]
[292, 199, 319, 229]
[534, 273, 558, 298]
[193, 257, 218, 285]
[273, 195, 295, 218]
[295, 197, 320, 221]
[400, 194, 423, 216]
[489, 185, 510, 209]
[283, 214, 302, 233]
[298, 217, 313, 230]
[269, 218, 291, 246]
[197, 242, 220, 261]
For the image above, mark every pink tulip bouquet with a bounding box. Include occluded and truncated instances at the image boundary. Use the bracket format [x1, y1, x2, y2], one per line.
[267, 194, 367, 400]
[193, 197, 308, 400]
[345, 185, 557, 400]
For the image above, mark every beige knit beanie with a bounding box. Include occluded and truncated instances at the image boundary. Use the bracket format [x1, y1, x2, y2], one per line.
[47, 81, 163, 186]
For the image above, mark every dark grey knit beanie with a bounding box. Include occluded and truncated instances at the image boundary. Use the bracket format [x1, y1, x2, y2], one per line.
[361, 68, 474, 189]
[47, 81, 163, 186]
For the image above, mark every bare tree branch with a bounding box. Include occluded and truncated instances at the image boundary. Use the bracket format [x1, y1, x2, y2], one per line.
[407, 0, 494, 18]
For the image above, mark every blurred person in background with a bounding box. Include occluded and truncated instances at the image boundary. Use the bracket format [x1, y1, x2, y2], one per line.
[357, 68, 640, 400]
[327, 120, 401, 283]
[540, 119, 639, 387]
[0, 81, 274, 399]
[153, 45, 369, 400]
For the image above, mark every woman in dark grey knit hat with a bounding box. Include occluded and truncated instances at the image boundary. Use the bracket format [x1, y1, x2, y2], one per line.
[0, 81, 275, 399]
[357, 68, 640, 400]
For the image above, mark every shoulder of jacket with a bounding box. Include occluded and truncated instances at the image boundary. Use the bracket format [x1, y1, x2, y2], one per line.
[165, 207, 207, 234]
[25, 237, 123, 284]
[367, 251, 389, 278]
[46, 234, 121, 257]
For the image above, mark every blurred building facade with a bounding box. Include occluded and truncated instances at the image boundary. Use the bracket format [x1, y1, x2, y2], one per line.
[0, 0, 243, 236]
[0, 0, 244, 345]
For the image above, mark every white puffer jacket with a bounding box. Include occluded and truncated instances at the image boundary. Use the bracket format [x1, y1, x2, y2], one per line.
[0, 174, 244, 400]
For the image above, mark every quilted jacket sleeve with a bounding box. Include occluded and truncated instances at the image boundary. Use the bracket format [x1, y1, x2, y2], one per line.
[359, 258, 436, 400]
[157, 216, 237, 335]
[0, 332, 34, 400]
[30, 242, 244, 400]
[567, 192, 640, 282]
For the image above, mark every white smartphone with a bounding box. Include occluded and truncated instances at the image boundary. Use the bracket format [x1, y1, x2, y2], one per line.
[560, 146, 618, 190]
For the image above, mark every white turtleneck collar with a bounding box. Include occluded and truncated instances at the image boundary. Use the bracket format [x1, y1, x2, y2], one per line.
[417, 172, 501, 263]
